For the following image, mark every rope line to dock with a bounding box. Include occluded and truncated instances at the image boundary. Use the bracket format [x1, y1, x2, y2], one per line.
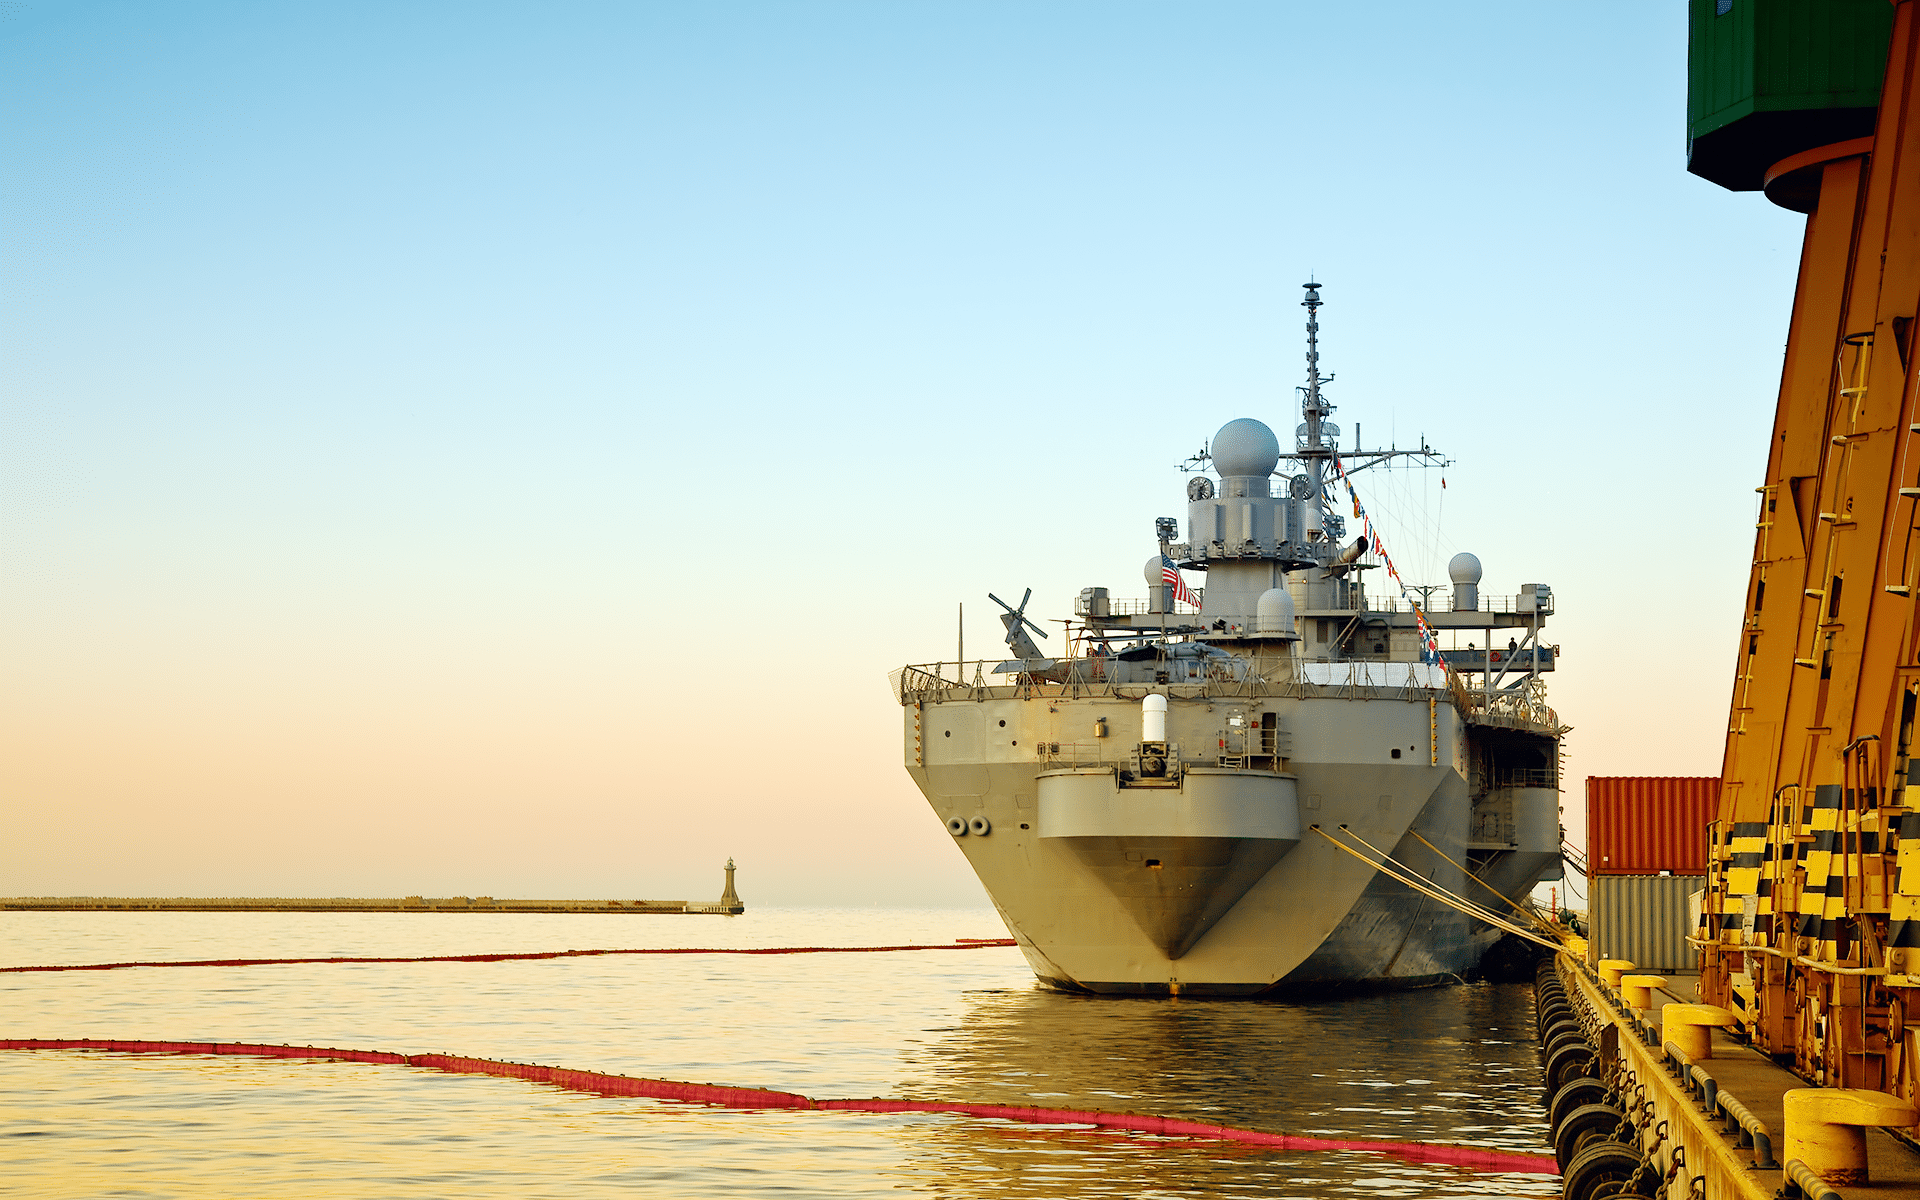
[1402, 829, 1560, 935]
[0, 1038, 1559, 1175]
[0, 939, 1018, 974]
[1309, 826, 1565, 953]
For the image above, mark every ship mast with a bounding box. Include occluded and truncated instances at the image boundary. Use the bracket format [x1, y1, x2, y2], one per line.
[1299, 280, 1335, 546]
[1302, 280, 1330, 452]
[1289, 281, 1447, 553]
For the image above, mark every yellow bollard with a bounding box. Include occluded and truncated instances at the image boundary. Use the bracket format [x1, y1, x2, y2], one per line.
[1619, 974, 1665, 1009]
[1599, 959, 1635, 988]
[1783, 1088, 1918, 1185]
[1661, 1003, 1736, 1060]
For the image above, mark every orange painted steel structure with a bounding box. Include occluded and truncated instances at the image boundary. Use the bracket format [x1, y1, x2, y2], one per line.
[1587, 776, 1719, 875]
[1700, 0, 1920, 1117]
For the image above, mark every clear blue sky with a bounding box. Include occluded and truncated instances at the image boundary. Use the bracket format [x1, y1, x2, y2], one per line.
[1, 2, 1806, 903]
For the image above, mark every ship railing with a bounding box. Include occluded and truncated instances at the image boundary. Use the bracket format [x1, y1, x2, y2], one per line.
[892, 657, 1457, 706]
[1034, 740, 1198, 769]
[1340, 592, 1542, 616]
[1099, 593, 1205, 618]
[1036, 740, 1120, 768]
[1490, 767, 1558, 789]
[890, 656, 1566, 729]
[1460, 684, 1566, 734]
[1091, 591, 1540, 619]
[893, 658, 1564, 736]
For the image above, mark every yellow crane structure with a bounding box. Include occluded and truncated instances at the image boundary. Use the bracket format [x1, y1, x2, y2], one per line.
[1697, 0, 1920, 1108]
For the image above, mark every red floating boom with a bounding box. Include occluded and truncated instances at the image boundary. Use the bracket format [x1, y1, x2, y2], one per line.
[0, 939, 1019, 974]
[0, 1039, 1557, 1175]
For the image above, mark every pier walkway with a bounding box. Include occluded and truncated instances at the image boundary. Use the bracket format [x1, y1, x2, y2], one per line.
[1547, 955, 1920, 1199]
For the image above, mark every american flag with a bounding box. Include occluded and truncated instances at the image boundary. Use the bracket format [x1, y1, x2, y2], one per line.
[1161, 556, 1199, 609]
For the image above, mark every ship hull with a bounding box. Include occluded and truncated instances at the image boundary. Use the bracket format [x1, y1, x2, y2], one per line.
[900, 668, 1561, 995]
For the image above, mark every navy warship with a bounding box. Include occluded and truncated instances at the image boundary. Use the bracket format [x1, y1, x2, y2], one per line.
[891, 283, 1568, 994]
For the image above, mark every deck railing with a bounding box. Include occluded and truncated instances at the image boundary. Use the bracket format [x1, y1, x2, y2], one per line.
[889, 656, 1563, 734]
[1098, 590, 1543, 617]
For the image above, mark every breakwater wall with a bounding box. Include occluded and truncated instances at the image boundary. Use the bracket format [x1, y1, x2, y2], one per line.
[0, 896, 743, 914]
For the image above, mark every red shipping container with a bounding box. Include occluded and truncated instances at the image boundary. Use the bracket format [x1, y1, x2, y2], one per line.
[1585, 777, 1719, 876]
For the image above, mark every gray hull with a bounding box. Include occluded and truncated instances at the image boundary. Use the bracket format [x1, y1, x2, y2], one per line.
[897, 665, 1563, 996]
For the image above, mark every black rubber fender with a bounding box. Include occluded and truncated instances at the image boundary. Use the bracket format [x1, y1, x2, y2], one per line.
[1536, 1002, 1574, 1036]
[1543, 1027, 1591, 1062]
[1562, 1139, 1652, 1199]
[1553, 1102, 1626, 1173]
[1540, 1017, 1586, 1052]
[1547, 1076, 1610, 1133]
[1543, 1040, 1598, 1095]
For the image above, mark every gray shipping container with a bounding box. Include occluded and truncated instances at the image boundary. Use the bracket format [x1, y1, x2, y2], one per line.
[1589, 874, 1704, 974]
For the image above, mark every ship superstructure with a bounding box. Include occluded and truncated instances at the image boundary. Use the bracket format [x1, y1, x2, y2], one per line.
[892, 284, 1570, 993]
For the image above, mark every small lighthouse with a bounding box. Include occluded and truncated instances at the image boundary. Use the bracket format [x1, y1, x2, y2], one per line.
[718, 858, 744, 913]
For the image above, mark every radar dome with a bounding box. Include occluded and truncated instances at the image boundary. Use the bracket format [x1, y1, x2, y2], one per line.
[1255, 587, 1297, 636]
[1211, 418, 1281, 478]
[1448, 552, 1483, 585]
[1145, 555, 1167, 585]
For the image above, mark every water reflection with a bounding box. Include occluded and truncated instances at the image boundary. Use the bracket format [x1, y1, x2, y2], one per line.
[886, 982, 1558, 1198]
[0, 911, 1559, 1197]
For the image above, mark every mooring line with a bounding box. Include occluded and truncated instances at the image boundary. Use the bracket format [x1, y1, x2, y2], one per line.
[0, 939, 1019, 974]
[0, 1039, 1559, 1175]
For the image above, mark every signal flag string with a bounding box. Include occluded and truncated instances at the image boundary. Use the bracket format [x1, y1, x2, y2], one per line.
[1328, 456, 1446, 669]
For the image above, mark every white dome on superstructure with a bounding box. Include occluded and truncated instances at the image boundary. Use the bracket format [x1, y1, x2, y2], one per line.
[1448, 552, 1483, 585]
[1211, 418, 1281, 478]
[1255, 586, 1297, 636]
[1144, 555, 1167, 585]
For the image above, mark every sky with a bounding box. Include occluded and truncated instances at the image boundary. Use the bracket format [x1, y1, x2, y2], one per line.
[1, 2, 1808, 906]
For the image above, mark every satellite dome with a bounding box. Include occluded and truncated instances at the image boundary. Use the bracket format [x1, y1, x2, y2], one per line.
[1144, 555, 1168, 585]
[1448, 552, 1483, 585]
[1211, 418, 1281, 478]
[1255, 587, 1297, 636]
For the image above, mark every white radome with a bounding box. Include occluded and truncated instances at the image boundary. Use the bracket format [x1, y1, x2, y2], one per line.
[1210, 418, 1281, 478]
[1447, 552, 1483, 585]
[1255, 587, 1296, 635]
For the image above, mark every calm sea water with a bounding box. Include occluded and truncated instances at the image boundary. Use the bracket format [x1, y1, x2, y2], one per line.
[1, 908, 1557, 1198]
